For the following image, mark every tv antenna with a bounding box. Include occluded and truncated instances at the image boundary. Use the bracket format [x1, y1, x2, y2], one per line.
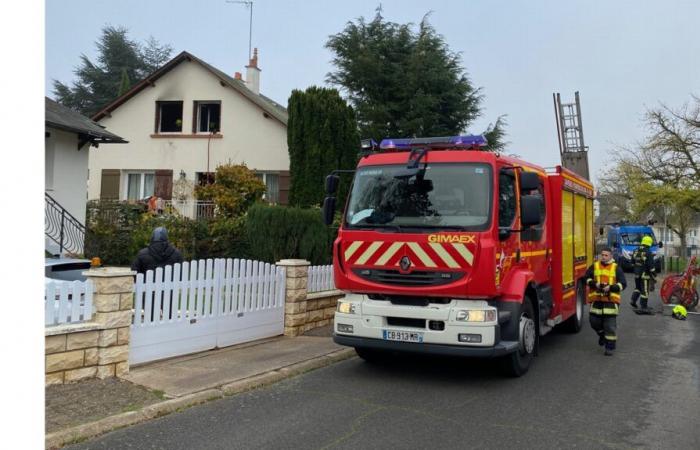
[226, 1, 254, 61]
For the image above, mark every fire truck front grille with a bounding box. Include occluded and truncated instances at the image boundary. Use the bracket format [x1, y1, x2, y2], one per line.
[352, 269, 465, 286]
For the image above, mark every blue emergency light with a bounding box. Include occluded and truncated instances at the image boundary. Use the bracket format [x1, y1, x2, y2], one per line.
[379, 135, 488, 151]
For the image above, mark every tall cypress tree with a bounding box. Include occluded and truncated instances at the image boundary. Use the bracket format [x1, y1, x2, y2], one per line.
[287, 87, 359, 208]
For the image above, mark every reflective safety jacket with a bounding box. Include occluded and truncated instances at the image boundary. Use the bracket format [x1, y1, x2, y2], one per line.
[585, 261, 627, 304]
[632, 245, 654, 278]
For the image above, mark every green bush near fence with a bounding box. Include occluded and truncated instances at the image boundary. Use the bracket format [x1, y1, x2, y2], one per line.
[242, 204, 334, 265]
[84, 201, 333, 266]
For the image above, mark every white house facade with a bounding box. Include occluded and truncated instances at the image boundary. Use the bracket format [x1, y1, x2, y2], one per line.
[88, 50, 290, 209]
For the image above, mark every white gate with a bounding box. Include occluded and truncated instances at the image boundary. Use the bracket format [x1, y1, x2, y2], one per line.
[130, 258, 285, 365]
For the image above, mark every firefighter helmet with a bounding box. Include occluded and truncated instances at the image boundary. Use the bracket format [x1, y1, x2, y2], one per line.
[641, 236, 653, 247]
[672, 305, 688, 320]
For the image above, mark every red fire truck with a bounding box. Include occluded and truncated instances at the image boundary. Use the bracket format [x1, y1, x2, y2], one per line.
[323, 135, 595, 376]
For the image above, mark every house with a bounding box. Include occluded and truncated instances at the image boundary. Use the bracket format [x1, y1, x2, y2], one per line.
[45, 97, 126, 255]
[87, 49, 290, 215]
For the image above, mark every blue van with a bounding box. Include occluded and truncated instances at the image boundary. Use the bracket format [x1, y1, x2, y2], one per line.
[606, 224, 663, 272]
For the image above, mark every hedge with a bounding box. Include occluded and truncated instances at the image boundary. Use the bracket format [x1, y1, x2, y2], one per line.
[84, 201, 334, 266]
[243, 204, 334, 265]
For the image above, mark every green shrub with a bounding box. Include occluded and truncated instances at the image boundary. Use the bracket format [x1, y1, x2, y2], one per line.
[243, 204, 334, 264]
[84, 201, 331, 266]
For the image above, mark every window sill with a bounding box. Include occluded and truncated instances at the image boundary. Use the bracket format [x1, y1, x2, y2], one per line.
[151, 134, 223, 139]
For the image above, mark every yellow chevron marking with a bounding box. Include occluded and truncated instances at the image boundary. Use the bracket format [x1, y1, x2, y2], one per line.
[375, 242, 403, 266]
[452, 243, 474, 265]
[355, 241, 383, 265]
[407, 242, 437, 268]
[344, 241, 363, 261]
[429, 243, 459, 268]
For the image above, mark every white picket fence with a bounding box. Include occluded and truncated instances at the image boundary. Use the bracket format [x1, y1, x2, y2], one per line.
[307, 264, 335, 293]
[130, 258, 286, 365]
[45, 280, 94, 326]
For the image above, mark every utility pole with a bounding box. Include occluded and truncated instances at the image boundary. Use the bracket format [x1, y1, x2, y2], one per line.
[226, 1, 254, 61]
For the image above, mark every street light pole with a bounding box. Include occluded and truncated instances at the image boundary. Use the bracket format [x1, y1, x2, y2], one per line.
[226, 0, 253, 61]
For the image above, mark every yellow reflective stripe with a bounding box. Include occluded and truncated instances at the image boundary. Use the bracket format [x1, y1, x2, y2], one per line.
[590, 304, 619, 315]
[452, 243, 474, 265]
[429, 243, 459, 268]
[355, 241, 383, 265]
[374, 242, 403, 266]
[344, 241, 363, 261]
[604, 335, 618, 341]
[520, 249, 547, 257]
[407, 242, 437, 268]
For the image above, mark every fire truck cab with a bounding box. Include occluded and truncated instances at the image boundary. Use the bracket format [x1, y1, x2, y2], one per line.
[324, 135, 595, 376]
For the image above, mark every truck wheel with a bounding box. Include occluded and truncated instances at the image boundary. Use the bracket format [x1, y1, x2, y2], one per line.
[561, 283, 584, 333]
[501, 299, 536, 377]
[355, 347, 384, 363]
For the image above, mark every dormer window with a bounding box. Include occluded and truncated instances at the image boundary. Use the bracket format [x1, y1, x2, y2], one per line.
[194, 101, 221, 133]
[156, 101, 183, 133]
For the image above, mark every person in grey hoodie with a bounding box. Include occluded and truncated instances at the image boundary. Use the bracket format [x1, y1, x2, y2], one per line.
[131, 227, 183, 275]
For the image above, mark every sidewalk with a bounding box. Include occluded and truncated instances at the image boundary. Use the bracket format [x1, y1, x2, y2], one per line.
[46, 329, 355, 448]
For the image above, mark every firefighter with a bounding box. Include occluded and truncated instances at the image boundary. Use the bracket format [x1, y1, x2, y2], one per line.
[585, 248, 627, 356]
[630, 235, 655, 311]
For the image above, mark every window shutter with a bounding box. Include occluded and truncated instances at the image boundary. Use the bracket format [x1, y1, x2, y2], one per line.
[100, 169, 120, 200]
[154, 170, 173, 200]
[278, 171, 290, 205]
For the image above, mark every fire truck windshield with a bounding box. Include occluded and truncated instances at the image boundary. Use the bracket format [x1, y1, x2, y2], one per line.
[344, 163, 492, 230]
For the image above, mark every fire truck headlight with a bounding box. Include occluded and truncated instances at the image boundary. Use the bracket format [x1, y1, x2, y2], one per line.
[455, 309, 496, 322]
[337, 301, 356, 314]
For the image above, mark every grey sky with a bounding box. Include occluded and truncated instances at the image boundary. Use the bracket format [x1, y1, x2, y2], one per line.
[45, 0, 700, 181]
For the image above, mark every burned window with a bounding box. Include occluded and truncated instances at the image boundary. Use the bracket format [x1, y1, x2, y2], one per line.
[157, 101, 183, 132]
[195, 101, 221, 133]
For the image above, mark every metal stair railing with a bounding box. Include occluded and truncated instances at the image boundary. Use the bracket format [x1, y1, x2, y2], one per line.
[45, 192, 86, 255]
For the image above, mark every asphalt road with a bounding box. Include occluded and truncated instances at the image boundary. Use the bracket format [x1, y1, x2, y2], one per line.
[69, 289, 699, 450]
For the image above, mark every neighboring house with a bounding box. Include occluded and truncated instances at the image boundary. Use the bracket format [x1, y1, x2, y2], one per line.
[45, 97, 126, 255]
[653, 223, 700, 257]
[88, 49, 290, 214]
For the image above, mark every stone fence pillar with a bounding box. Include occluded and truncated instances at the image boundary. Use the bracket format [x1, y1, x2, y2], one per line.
[276, 259, 310, 337]
[83, 267, 135, 379]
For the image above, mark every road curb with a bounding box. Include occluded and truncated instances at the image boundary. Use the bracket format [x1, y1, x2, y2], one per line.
[45, 348, 356, 449]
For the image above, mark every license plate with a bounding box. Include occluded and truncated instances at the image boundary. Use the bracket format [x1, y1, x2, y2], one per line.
[383, 330, 423, 343]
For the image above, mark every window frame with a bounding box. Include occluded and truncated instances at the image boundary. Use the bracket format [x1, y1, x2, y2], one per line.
[155, 101, 184, 134]
[521, 179, 547, 242]
[193, 100, 222, 134]
[123, 171, 155, 201]
[255, 172, 280, 204]
[498, 168, 518, 229]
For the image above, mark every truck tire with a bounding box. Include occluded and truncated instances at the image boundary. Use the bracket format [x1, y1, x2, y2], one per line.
[560, 282, 584, 333]
[355, 347, 384, 363]
[500, 298, 536, 377]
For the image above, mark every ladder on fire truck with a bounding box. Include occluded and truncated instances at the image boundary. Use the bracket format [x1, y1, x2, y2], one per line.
[553, 91, 590, 180]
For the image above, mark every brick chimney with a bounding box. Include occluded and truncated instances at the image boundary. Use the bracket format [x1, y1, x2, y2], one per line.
[245, 48, 261, 95]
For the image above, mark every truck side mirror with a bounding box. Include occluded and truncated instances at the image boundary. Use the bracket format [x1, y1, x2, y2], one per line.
[520, 194, 542, 227]
[599, 226, 604, 236]
[612, 242, 619, 249]
[325, 175, 340, 195]
[322, 196, 337, 225]
[658, 241, 663, 248]
[519, 171, 539, 192]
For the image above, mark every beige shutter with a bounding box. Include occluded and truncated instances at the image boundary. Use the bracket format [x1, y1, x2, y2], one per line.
[100, 169, 120, 200]
[154, 170, 173, 200]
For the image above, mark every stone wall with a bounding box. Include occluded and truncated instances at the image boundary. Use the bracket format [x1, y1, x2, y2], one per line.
[277, 259, 343, 337]
[45, 268, 135, 385]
